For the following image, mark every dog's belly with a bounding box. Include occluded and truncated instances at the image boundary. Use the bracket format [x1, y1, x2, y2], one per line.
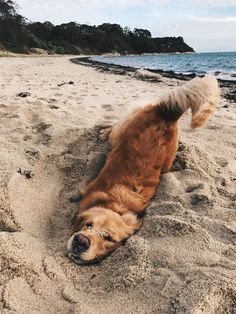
[82, 118, 178, 215]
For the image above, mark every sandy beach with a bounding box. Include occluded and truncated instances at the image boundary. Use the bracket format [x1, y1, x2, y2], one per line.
[0, 55, 236, 313]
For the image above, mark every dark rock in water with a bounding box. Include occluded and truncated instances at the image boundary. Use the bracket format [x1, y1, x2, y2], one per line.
[224, 89, 236, 103]
[71, 57, 196, 81]
[16, 92, 31, 98]
[98, 66, 127, 75]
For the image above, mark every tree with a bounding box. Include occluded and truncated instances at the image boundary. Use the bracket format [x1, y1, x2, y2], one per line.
[123, 26, 131, 37]
[0, 0, 194, 54]
[133, 28, 152, 38]
[97, 23, 123, 36]
[0, 0, 16, 18]
[0, 0, 29, 51]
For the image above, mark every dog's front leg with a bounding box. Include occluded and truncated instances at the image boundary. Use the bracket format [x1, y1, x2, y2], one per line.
[99, 125, 113, 142]
[69, 186, 85, 203]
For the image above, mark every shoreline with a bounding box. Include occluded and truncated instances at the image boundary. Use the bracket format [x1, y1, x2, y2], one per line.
[71, 56, 236, 85]
[71, 56, 236, 103]
[71, 56, 197, 81]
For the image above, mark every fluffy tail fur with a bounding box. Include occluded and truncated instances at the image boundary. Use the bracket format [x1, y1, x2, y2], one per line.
[157, 75, 220, 128]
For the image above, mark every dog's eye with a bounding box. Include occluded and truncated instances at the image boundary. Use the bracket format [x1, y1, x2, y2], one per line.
[86, 223, 93, 229]
[104, 235, 114, 242]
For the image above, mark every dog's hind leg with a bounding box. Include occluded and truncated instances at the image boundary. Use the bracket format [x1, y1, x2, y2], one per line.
[162, 149, 178, 173]
[100, 105, 150, 146]
[99, 123, 126, 146]
[108, 107, 145, 146]
[161, 126, 179, 173]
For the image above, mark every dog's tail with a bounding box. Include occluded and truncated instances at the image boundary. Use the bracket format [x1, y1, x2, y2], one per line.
[156, 75, 220, 128]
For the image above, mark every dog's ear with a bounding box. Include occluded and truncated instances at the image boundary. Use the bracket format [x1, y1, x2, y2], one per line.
[79, 192, 110, 210]
[71, 212, 85, 233]
[121, 212, 142, 234]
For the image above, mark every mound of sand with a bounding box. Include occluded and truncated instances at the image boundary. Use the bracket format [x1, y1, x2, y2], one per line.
[0, 56, 235, 313]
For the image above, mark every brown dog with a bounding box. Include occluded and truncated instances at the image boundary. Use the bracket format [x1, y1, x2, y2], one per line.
[67, 75, 220, 265]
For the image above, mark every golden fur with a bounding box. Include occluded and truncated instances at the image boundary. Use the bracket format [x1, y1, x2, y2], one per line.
[67, 75, 220, 265]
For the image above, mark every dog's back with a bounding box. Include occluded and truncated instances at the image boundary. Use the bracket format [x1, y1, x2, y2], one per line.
[68, 75, 220, 264]
[79, 75, 220, 215]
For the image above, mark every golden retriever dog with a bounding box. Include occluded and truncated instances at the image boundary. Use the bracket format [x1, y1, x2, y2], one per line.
[67, 75, 220, 265]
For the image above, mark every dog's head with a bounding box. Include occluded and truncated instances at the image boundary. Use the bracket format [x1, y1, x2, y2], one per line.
[67, 207, 141, 265]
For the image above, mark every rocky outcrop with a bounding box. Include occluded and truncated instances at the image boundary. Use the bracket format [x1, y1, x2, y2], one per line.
[132, 68, 163, 81]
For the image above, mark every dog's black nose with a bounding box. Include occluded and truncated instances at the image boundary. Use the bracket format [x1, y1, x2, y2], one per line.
[72, 234, 90, 254]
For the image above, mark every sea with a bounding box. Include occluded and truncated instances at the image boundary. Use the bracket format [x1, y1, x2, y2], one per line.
[92, 52, 236, 81]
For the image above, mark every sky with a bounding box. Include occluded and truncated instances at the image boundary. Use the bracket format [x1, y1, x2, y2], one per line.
[16, 0, 236, 52]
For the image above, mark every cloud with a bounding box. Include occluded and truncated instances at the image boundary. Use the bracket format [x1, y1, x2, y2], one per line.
[191, 0, 236, 6]
[84, 0, 236, 8]
[188, 15, 236, 23]
[18, 0, 168, 10]
[70, 0, 166, 10]
[17, 0, 236, 20]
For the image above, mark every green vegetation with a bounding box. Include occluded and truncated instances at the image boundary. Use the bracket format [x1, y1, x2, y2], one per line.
[0, 0, 194, 55]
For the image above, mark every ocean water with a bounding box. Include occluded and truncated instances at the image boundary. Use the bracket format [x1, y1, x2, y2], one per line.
[92, 52, 236, 81]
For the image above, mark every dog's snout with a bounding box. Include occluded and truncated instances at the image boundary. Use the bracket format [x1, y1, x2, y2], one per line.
[72, 234, 90, 253]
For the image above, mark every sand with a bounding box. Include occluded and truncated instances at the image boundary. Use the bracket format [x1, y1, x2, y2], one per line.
[0, 56, 236, 313]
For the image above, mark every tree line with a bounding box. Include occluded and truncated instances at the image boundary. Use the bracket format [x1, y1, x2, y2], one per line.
[0, 0, 194, 54]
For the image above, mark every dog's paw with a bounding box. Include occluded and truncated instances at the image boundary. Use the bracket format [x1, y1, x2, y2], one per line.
[99, 125, 113, 141]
